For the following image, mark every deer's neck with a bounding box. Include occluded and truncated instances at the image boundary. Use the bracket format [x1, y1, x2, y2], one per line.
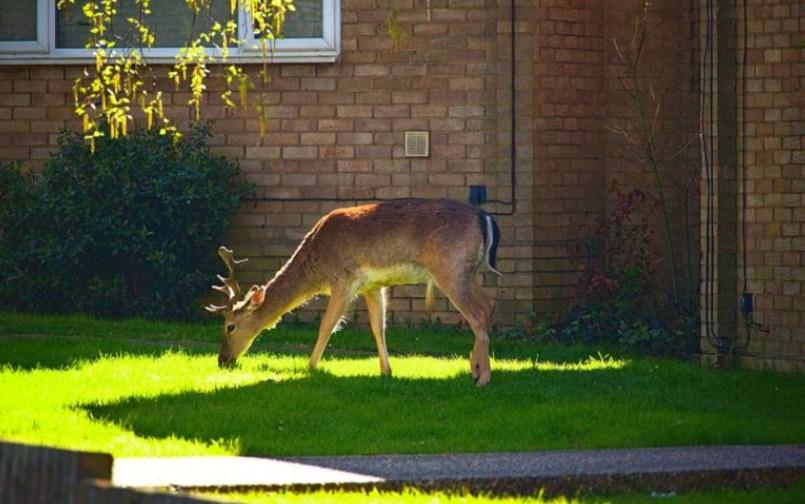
[256, 249, 322, 329]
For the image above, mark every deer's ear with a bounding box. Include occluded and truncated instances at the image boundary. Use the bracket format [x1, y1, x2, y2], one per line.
[247, 286, 266, 310]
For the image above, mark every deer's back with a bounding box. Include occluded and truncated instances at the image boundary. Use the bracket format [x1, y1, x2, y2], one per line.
[302, 199, 485, 287]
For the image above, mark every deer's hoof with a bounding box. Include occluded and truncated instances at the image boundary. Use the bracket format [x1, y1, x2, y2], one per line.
[470, 351, 491, 386]
[474, 371, 491, 386]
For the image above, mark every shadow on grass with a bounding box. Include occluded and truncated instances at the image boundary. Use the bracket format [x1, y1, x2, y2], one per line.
[81, 355, 805, 458]
[0, 334, 209, 371]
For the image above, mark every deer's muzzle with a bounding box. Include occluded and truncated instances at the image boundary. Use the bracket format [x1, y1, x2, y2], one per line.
[218, 354, 236, 369]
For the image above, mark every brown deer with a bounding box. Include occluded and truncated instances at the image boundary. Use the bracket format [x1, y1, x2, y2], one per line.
[206, 198, 501, 385]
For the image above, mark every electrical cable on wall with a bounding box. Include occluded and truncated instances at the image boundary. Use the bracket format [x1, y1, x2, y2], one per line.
[737, 0, 754, 352]
[485, 0, 518, 216]
[702, 0, 753, 360]
[701, 0, 715, 350]
[702, 0, 728, 355]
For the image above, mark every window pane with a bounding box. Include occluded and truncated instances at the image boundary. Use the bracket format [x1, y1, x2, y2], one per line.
[258, 0, 322, 39]
[0, 0, 37, 41]
[286, 0, 323, 38]
[57, 0, 233, 49]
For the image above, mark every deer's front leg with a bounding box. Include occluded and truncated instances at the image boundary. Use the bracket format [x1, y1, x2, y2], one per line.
[364, 287, 391, 376]
[309, 284, 351, 370]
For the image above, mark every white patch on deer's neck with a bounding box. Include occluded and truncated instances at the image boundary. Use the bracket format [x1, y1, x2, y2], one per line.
[356, 264, 430, 294]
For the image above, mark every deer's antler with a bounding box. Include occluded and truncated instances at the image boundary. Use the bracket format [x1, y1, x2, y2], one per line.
[205, 246, 248, 314]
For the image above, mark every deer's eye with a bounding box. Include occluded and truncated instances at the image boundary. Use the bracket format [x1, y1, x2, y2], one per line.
[226, 323, 236, 334]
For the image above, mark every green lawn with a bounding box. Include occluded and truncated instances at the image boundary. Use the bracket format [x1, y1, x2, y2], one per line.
[0, 312, 803, 458]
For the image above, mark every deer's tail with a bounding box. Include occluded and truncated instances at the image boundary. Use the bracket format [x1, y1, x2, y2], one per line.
[480, 212, 502, 275]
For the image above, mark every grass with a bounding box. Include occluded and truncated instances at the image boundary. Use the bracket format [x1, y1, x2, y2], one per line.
[0, 312, 804, 458]
[201, 480, 805, 503]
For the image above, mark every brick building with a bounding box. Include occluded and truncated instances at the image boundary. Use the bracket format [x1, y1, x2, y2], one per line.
[0, 1, 802, 371]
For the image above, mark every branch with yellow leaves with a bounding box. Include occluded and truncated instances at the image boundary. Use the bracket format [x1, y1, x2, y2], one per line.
[58, 0, 295, 151]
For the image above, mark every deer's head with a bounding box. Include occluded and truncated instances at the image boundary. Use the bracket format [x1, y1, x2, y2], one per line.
[205, 246, 266, 368]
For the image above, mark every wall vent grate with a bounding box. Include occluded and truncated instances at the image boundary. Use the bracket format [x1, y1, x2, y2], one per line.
[404, 131, 429, 158]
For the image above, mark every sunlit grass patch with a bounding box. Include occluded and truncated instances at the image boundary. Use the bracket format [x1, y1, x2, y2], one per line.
[314, 350, 627, 380]
[316, 354, 591, 380]
[204, 488, 583, 504]
[0, 350, 282, 456]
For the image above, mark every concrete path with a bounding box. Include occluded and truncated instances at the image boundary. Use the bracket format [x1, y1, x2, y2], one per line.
[113, 444, 805, 495]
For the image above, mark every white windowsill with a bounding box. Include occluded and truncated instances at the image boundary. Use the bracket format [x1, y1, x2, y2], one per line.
[0, 51, 339, 65]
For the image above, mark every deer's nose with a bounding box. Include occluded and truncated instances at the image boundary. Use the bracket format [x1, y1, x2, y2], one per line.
[218, 354, 235, 369]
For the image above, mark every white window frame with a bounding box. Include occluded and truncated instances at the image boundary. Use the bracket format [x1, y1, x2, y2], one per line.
[240, 0, 337, 55]
[0, 0, 339, 64]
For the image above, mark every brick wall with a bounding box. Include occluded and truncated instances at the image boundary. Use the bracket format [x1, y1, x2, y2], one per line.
[532, 0, 606, 315]
[532, 0, 700, 317]
[0, 0, 537, 328]
[700, 0, 804, 372]
[0, 1, 698, 330]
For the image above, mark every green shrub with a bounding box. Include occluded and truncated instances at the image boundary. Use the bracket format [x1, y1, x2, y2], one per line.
[555, 183, 698, 356]
[573, 187, 673, 352]
[0, 125, 252, 319]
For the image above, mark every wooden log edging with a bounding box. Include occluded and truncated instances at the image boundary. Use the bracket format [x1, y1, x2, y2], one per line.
[0, 441, 213, 504]
[0, 441, 112, 504]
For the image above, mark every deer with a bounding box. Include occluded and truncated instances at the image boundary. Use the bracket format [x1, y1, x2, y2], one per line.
[205, 198, 501, 385]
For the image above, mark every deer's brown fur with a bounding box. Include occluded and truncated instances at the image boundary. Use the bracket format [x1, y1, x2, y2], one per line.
[208, 198, 501, 386]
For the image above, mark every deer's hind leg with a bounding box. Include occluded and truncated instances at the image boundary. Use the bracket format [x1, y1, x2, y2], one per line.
[365, 287, 391, 376]
[426, 266, 495, 386]
[467, 282, 495, 385]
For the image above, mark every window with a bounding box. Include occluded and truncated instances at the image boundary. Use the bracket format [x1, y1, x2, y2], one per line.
[0, 0, 47, 52]
[0, 0, 339, 63]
